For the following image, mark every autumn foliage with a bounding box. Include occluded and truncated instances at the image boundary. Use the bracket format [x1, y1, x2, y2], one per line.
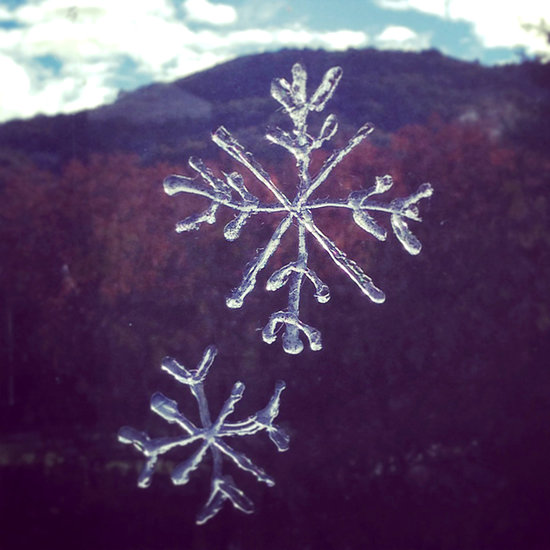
[1, 97, 550, 549]
[1, 114, 549, 422]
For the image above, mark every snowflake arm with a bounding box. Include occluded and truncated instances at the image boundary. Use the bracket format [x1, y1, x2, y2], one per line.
[226, 214, 293, 308]
[164, 62, 434, 353]
[300, 210, 386, 302]
[299, 121, 375, 205]
[221, 379, 289, 444]
[212, 126, 293, 210]
[118, 346, 289, 524]
[198, 474, 254, 524]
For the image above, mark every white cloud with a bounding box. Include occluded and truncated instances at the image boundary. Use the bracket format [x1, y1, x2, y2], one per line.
[12, 0, 184, 68]
[219, 27, 367, 50]
[0, 52, 118, 121]
[0, 6, 13, 20]
[375, 0, 550, 57]
[0, 54, 32, 120]
[375, 25, 430, 51]
[0, 0, 197, 121]
[0, 0, 372, 122]
[447, 1, 550, 55]
[1, 0, 549, 123]
[31, 72, 115, 116]
[184, 0, 237, 25]
[315, 30, 368, 50]
[376, 0, 448, 17]
[15, 0, 177, 24]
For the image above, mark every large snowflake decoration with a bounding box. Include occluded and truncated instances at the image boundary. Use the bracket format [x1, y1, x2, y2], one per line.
[164, 62, 433, 354]
[118, 345, 289, 525]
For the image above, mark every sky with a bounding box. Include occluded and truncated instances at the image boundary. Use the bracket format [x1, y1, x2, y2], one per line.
[0, 0, 549, 123]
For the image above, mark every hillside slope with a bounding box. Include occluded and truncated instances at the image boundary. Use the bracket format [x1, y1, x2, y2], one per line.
[0, 48, 548, 169]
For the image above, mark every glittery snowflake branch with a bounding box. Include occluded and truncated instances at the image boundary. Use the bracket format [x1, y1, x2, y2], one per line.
[164, 62, 433, 354]
[118, 345, 289, 525]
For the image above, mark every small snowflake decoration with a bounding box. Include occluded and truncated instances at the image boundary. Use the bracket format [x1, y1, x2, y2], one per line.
[118, 346, 289, 525]
[164, 62, 433, 354]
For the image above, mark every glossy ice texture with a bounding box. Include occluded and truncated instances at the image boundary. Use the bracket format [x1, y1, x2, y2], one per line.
[118, 346, 289, 524]
[164, 63, 433, 353]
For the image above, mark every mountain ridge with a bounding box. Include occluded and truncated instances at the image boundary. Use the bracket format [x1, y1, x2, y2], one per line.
[0, 47, 548, 169]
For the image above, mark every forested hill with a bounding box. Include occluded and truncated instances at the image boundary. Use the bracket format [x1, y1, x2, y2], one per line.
[1, 47, 549, 169]
[2, 47, 550, 549]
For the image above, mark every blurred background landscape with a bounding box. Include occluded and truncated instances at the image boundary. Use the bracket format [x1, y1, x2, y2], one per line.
[1, 15, 550, 550]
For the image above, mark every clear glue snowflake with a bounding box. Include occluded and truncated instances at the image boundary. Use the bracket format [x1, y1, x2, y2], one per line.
[118, 345, 289, 525]
[164, 62, 433, 354]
